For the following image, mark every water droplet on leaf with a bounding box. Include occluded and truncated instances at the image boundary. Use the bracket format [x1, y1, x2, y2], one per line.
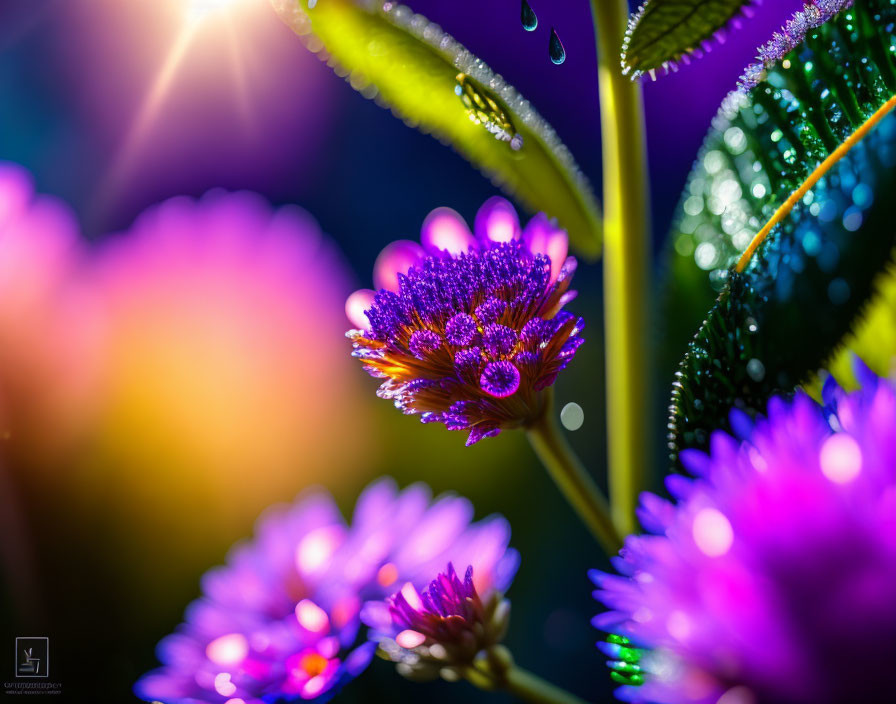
[454, 73, 524, 151]
[521, 0, 537, 31]
[549, 28, 566, 65]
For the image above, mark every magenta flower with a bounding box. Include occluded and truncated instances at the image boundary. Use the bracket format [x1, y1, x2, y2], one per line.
[591, 365, 896, 704]
[135, 478, 518, 703]
[362, 562, 515, 679]
[346, 197, 583, 445]
[361, 558, 516, 680]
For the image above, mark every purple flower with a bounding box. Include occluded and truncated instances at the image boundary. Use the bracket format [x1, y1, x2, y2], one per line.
[346, 197, 583, 445]
[361, 558, 517, 680]
[591, 366, 896, 704]
[135, 478, 518, 703]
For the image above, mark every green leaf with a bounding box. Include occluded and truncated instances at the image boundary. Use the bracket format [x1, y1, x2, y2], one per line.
[665, 0, 896, 468]
[270, 0, 602, 258]
[622, 0, 753, 78]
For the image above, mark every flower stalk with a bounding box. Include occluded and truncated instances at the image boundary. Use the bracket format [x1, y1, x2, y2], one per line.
[591, 0, 652, 537]
[462, 645, 588, 704]
[526, 390, 623, 555]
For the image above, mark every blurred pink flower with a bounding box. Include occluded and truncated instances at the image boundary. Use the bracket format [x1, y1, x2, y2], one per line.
[82, 190, 372, 572]
[0, 162, 98, 461]
[0, 169, 372, 620]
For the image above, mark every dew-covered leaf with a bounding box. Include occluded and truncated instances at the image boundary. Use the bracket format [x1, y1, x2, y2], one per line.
[665, 0, 896, 468]
[270, 0, 602, 258]
[622, 0, 754, 78]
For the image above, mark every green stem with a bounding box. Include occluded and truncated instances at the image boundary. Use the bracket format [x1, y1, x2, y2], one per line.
[503, 666, 589, 704]
[591, 0, 651, 537]
[526, 390, 623, 556]
[462, 647, 588, 704]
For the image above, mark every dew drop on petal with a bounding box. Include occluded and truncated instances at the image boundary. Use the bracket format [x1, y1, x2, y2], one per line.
[820, 434, 862, 484]
[692, 508, 734, 557]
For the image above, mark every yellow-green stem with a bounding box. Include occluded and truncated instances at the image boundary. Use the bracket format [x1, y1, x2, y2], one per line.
[591, 0, 651, 537]
[526, 391, 624, 556]
[503, 665, 589, 704]
[463, 647, 589, 704]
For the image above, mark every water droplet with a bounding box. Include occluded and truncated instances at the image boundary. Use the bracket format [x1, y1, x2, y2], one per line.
[746, 358, 766, 382]
[560, 402, 584, 431]
[454, 73, 523, 150]
[521, 0, 537, 31]
[549, 28, 566, 65]
[308, 0, 317, 8]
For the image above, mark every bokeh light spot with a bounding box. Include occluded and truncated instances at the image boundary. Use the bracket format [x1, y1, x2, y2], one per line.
[692, 508, 734, 557]
[560, 402, 584, 431]
[716, 686, 758, 704]
[396, 630, 426, 648]
[377, 562, 399, 587]
[206, 633, 248, 666]
[296, 525, 343, 574]
[820, 434, 862, 484]
[214, 672, 237, 697]
[295, 599, 329, 633]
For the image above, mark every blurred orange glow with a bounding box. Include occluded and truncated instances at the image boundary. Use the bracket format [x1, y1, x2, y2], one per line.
[0, 180, 372, 612]
[83, 191, 371, 589]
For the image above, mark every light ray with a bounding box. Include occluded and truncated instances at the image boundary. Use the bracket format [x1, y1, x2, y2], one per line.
[223, 14, 255, 135]
[94, 21, 199, 214]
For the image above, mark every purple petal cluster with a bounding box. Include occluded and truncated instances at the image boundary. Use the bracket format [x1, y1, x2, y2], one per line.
[135, 478, 518, 703]
[346, 197, 583, 445]
[591, 365, 896, 704]
[361, 560, 516, 679]
[739, 0, 853, 91]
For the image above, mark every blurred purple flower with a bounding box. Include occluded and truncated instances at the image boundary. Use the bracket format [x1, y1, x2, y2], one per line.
[591, 365, 896, 704]
[346, 197, 583, 445]
[135, 478, 518, 703]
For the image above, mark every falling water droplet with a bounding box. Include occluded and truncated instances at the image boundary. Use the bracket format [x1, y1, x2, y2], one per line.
[521, 0, 537, 31]
[308, 0, 317, 7]
[549, 27, 566, 65]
